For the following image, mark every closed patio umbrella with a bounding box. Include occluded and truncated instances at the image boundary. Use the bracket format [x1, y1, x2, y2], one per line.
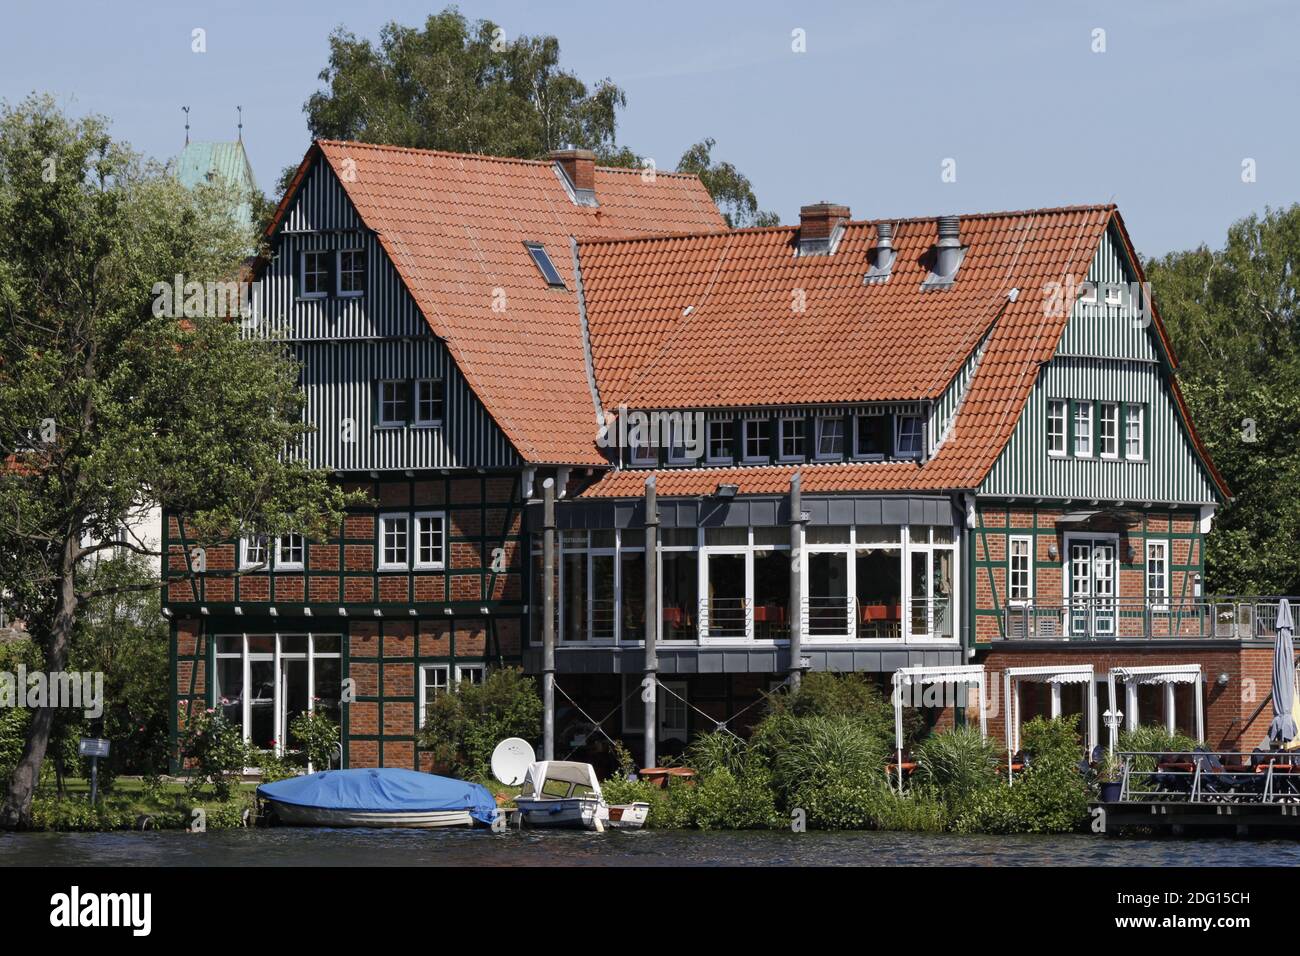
[1267, 599, 1297, 746]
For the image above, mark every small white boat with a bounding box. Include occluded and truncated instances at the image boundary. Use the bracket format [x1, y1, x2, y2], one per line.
[514, 761, 611, 830]
[606, 801, 651, 830]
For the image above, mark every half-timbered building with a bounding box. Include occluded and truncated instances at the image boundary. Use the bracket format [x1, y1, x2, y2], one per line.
[165, 140, 1276, 773]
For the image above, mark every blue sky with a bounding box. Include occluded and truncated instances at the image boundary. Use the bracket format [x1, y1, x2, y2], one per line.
[2, 0, 1297, 255]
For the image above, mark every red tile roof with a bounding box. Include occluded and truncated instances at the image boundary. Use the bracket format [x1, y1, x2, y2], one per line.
[268, 141, 725, 465]
[575, 204, 1228, 500]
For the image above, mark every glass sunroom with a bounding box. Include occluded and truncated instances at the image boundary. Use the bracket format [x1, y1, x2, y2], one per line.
[532, 514, 959, 646]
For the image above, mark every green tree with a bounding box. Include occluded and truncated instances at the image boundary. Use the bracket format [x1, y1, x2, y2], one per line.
[676, 138, 780, 228]
[0, 95, 351, 827]
[291, 7, 775, 223]
[1146, 205, 1300, 593]
[296, 8, 627, 186]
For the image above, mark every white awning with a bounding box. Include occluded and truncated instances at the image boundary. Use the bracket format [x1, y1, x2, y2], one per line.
[1007, 665, 1094, 684]
[893, 664, 985, 686]
[1110, 664, 1202, 685]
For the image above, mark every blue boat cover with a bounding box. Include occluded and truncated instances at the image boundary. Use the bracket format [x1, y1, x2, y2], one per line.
[257, 769, 497, 824]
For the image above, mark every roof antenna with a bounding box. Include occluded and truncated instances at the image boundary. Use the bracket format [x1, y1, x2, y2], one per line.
[236, 105, 243, 142]
[182, 106, 190, 146]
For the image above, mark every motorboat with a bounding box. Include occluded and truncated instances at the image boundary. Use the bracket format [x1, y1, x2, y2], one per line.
[257, 768, 498, 829]
[514, 761, 609, 830]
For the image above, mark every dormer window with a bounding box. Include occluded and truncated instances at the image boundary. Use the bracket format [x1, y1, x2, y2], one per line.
[895, 416, 923, 459]
[525, 242, 565, 288]
[854, 413, 890, 458]
[742, 419, 770, 461]
[779, 418, 804, 460]
[815, 416, 845, 460]
[706, 419, 733, 463]
[301, 250, 329, 298]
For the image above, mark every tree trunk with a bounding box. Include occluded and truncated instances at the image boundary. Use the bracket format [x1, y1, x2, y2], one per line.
[0, 536, 78, 829]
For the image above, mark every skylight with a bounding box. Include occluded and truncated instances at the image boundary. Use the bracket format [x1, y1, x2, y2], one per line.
[524, 242, 565, 288]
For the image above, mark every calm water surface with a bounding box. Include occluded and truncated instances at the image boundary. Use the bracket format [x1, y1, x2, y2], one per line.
[4, 828, 1300, 866]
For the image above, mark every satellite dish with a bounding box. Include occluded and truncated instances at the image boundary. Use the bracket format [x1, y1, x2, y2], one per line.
[491, 737, 537, 786]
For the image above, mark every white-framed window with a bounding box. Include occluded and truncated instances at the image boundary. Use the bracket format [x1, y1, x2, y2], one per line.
[779, 417, 804, 460]
[414, 379, 444, 426]
[240, 534, 268, 570]
[378, 380, 409, 426]
[300, 250, 329, 298]
[1099, 402, 1119, 459]
[706, 419, 733, 463]
[1104, 282, 1124, 306]
[379, 513, 410, 570]
[1125, 404, 1145, 460]
[815, 416, 845, 460]
[1073, 401, 1093, 457]
[1047, 399, 1068, 457]
[1009, 535, 1032, 605]
[742, 418, 770, 461]
[418, 665, 450, 727]
[854, 413, 889, 459]
[275, 533, 304, 570]
[455, 664, 485, 686]
[337, 248, 365, 296]
[214, 633, 342, 760]
[1146, 540, 1169, 609]
[414, 511, 446, 570]
[894, 416, 923, 459]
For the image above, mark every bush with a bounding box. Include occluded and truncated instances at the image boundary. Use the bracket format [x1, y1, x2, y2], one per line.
[255, 749, 300, 784]
[767, 672, 908, 748]
[684, 731, 750, 777]
[289, 709, 340, 770]
[913, 725, 1001, 809]
[179, 708, 249, 800]
[754, 713, 886, 807]
[417, 668, 541, 780]
[954, 717, 1090, 834]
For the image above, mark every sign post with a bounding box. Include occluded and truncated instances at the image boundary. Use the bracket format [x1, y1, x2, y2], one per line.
[78, 738, 110, 806]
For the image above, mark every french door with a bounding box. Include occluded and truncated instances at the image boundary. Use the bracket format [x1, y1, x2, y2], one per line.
[1067, 536, 1116, 637]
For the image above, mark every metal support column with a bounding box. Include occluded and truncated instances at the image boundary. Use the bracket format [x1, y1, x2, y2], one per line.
[542, 477, 556, 761]
[643, 475, 659, 770]
[788, 472, 806, 691]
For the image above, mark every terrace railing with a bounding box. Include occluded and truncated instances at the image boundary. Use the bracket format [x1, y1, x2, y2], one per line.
[1112, 750, 1300, 805]
[700, 597, 749, 639]
[1001, 597, 1300, 641]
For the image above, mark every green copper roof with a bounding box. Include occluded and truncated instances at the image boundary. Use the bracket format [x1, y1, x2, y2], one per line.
[174, 140, 257, 231]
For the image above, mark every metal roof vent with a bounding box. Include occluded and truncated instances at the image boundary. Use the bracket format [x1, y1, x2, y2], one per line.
[923, 215, 966, 288]
[864, 222, 896, 284]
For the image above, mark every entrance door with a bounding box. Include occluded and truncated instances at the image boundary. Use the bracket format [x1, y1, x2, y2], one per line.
[1067, 537, 1115, 636]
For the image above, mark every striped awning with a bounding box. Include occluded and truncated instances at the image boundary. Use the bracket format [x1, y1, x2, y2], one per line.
[1007, 664, 1093, 684]
[1111, 664, 1202, 685]
[894, 664, 985, 686]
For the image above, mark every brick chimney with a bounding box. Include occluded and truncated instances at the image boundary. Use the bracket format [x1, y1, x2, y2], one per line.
[798, 202, 850, 255]
[551, 148, 598, 205]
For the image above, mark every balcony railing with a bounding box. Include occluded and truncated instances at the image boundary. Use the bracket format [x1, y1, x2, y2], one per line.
[700, 597, 749, 638]
[1002, 597, 1300, 641]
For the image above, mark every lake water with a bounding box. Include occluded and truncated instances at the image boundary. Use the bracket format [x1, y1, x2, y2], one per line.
[5, 828, 1300, 866]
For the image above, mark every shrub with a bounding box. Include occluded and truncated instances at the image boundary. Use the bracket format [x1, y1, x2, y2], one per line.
[684, 731, 750, 777]
[179, 708, 249, 800]
[767, 672, 906, 747]
[417, 668, 541, 780]
[954, 717, 1090, 834]
[256, 749, 300, 784]
[913, 725, 1001, 809]
[289, 708, 340, 770]
[754, 713, 886, 807]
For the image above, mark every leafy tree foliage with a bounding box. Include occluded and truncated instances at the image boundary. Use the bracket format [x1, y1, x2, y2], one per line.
[0, 96, 351, 827]
[292, 7, 777, 224]
[1146, 205, 1300, 594]
[675, 138, 780, 228]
